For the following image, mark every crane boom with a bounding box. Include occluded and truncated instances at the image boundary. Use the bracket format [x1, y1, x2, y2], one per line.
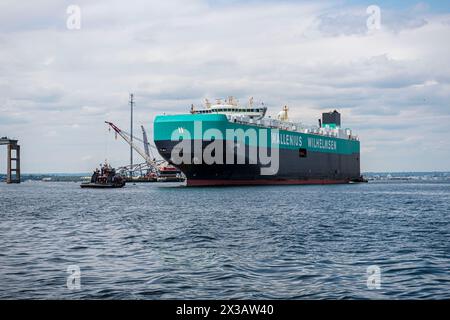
[108, 125, 156, 149]
[105, 121, 156, 167]
[141, 125, 150, 157]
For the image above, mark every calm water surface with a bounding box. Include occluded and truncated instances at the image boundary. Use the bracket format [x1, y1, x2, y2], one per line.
[0, 181, 449, 299]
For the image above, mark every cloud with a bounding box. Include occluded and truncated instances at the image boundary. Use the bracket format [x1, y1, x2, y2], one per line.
[0, 0, 450, 172]
[81, 155, 93, 161]
[0, 114, 24, 125]
[316, 5, 428, 37]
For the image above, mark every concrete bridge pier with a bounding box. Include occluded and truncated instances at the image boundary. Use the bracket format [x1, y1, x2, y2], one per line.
[1, 138, 21, 184]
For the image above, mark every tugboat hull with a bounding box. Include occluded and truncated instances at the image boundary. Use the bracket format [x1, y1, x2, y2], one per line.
[80, 182, 125, 188]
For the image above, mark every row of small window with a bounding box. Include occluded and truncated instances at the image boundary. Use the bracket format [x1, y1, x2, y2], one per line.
[196, 109, 263, 113]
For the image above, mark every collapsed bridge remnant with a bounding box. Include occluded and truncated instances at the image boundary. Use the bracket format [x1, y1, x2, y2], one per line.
[0, 137, 21, 184]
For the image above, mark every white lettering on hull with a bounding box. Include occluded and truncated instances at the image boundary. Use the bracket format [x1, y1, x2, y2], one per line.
[307, 137, 337, 151]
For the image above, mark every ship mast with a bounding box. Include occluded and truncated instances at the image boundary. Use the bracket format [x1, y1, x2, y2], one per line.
[129, 93, 134, 178]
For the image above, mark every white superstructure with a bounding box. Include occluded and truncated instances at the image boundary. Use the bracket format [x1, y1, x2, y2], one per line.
[190, 97, 358, 141]
[191, 96, 267, 120]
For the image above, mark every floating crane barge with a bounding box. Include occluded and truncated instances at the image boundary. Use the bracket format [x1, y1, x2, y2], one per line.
[105, 121, 184, 183]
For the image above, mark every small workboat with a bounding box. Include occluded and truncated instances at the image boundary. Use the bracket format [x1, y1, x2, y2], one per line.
[157, 165, 185, 182]
[349, 176, 369, 183]
[80, 181, 125, 188]
[81, 162, 126, 189]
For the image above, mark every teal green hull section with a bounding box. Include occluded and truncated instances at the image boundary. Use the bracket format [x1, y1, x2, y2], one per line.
[153, 114, 360, 155]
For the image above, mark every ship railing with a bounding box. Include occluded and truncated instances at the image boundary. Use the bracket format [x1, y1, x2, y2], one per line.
[227, 115, 357, 140]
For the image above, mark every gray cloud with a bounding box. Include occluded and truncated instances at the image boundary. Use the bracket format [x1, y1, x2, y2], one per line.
[317, 5, 428, 37]
[0, 0, 449, 172]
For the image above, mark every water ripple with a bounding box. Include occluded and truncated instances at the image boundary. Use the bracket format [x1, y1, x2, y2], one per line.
[0, 181, 449, 299]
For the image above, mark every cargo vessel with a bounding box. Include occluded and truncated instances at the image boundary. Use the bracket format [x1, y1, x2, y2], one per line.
[154, 97, 362, 186]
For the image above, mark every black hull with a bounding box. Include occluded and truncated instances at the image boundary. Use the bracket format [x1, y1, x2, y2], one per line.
[155, 140, 360, 186]
[80, 182, 126, 188]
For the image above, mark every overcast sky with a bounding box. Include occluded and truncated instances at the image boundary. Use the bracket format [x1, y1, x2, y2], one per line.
[1, 0, 450, 173]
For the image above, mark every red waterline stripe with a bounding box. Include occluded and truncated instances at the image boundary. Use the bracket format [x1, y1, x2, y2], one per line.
[187, 179, 349, 186]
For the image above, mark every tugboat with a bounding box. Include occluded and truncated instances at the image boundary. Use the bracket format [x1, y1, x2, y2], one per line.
[80, 161, 126, 188]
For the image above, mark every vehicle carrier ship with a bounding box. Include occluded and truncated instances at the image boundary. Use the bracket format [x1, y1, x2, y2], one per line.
[154, 97, 362, 186]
